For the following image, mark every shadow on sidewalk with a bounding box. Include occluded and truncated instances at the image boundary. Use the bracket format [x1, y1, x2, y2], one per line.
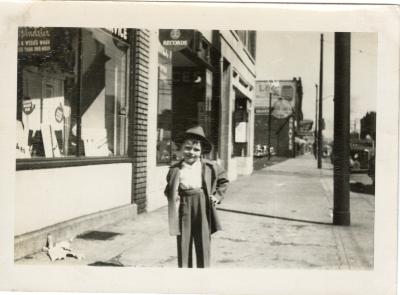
[218, 208, 332, 226]
[88, 261, 124, 267]
[350, 182, 375, 195]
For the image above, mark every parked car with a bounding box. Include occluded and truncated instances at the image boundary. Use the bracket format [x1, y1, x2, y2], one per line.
[349, 139, 375, 173]
[330, 138, 375, 175]
[254, 144, 276, 157]
[368, 154, 375, 186]
[254, 144, 264, 157]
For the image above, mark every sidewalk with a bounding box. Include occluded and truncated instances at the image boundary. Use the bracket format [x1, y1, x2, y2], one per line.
[17, 154, 374, 269]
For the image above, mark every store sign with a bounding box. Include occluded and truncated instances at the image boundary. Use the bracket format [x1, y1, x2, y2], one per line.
[111, 28, 128, 41]
[288, 117, 294, 151]
[256, 80, 280, 97]
[18, 27, 51, 54]
[272, 99, 293, 119]
[54, 104, 64, 123]
[255, 80, 297, 111]
[159, 29, 193, 52]
[22, 99, 35, 115]
[255, 107, 269, 114]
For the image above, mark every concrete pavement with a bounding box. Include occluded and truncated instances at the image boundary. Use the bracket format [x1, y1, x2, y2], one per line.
[17, 154, 374, 269]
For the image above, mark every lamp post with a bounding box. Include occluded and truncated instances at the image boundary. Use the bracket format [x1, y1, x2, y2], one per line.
[314, 84, 318, 159]
[268, 92, 272, 160]
[318, 33, 324, 169]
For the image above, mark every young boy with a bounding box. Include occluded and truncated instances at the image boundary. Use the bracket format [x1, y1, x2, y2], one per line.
[164, 126, 229, 268]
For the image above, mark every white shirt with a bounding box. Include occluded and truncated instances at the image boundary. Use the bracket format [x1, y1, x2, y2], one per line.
[179, 160, 202, 190]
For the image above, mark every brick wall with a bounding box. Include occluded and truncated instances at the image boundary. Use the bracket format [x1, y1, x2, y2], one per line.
[129, 29, 150, 213]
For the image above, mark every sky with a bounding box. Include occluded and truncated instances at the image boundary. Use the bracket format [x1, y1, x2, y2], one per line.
[256, 32, 377, 139]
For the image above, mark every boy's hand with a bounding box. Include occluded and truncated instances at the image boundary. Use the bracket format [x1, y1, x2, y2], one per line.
[210, 195, 220, 205]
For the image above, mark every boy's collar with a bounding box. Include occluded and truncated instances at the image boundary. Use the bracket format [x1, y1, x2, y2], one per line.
[182, 158, 201, 167]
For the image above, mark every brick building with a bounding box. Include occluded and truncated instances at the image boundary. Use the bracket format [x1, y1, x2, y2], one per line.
[254, 78, 303, 157]
[15, 28, 256, 258]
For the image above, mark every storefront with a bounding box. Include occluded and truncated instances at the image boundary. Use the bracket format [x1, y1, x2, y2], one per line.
[15, 27, 146, 259]
[156, 29, 218, 164]
[147, 29, 220, 210]
[146, 29, 256, 210]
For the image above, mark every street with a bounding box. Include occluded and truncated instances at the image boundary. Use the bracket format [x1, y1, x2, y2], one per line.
[17, 154, 374, 269]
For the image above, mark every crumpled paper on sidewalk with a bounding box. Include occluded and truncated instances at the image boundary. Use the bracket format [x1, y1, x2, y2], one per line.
[42, 235, 85, 262]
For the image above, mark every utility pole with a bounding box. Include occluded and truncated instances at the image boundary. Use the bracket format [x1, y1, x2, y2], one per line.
[314, 84, 318, 159]
[268, 92, 272, 160]
[333, 32, 351, 226]
[318, 34, 324, 169]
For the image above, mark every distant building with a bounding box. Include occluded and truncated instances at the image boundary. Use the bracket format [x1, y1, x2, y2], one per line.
[254, 78, 303, 157]
[360, 111, 376, 141]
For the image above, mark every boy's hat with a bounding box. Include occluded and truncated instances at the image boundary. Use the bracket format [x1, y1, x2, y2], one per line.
[179, 126, 212, 154]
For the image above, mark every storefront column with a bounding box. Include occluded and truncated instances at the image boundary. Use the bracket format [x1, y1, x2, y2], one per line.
[219, 60, 234, 177]
[128, 29, 150, 213]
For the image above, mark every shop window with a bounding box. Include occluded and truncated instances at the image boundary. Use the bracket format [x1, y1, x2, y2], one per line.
[156, 32, 215, 165]
[157, 43, 179, 165]
[80, 29, 129, 157]
[16, 27, 129, 159]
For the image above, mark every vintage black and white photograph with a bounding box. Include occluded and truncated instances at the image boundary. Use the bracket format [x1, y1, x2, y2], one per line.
[14, 27, 377, 269]
[0, 2, 398, 295]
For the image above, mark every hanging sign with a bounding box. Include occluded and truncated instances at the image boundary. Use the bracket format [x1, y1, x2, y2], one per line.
[272, 98, 293, 119]
[18, 27, 52, 54]
[159, 29, 193, 52]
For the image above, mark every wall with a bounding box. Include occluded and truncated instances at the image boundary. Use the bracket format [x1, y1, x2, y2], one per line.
[15, 163, 132, 236]
[130, 29, 150, 213]
[219, 31, 256, 178]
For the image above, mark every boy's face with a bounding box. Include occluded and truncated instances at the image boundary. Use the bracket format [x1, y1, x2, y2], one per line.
[182, 139, 202, 165]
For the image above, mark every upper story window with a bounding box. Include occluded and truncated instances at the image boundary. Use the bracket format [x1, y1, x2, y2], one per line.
[234, 30, 256, 60]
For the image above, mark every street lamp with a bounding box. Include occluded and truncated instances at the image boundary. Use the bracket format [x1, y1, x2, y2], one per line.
[268, 92, 273, 160]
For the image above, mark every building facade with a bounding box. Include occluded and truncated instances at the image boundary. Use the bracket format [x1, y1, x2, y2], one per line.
[15, 28, 256, 258]
[147, 29, 256, 210]
[254, 78, 303, 158]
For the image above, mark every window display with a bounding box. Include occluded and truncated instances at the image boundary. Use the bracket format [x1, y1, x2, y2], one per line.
[16, 27, 129, 159]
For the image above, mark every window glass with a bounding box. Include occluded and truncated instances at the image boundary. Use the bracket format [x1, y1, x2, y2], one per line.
[17, 28, 79, 158]
[16, 27, 129, 159]
[232, 94, 250, 157]
[80, 29, 129, 157]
